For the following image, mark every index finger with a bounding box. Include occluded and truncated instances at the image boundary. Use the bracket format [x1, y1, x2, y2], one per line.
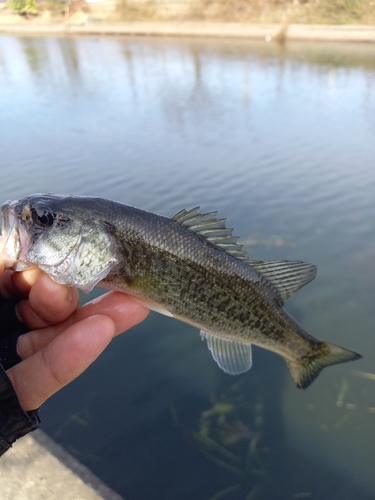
[0, 236, 6, 280]
[0, 264, 80, 329]
[0, 233, 42, 298]
[17, 272, 80, 329]
[17, 292, 149, 360]
[0, 256, 4, 278]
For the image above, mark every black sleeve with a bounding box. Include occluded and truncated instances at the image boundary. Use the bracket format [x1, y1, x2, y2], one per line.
[0, 297, 40, 456]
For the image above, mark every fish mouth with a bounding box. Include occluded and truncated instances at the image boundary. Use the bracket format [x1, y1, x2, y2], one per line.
[1, 201, 19, 265]
[0, 200, 31, 270]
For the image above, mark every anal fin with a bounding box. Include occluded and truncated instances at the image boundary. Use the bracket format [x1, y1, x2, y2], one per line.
[200, 331, 252, 375]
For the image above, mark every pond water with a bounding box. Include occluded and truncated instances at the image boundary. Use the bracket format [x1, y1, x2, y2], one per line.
[0, 35, 374, 500]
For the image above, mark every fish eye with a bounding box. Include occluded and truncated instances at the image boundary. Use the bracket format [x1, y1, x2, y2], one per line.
[31, 208, 56, 228]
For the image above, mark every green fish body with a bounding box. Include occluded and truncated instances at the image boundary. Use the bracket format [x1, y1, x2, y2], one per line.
[1, 194, 361, 388]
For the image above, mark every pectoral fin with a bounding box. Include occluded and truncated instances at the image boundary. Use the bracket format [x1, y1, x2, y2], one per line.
[133, 297, 174, 317]
[200, 331, 252, 375]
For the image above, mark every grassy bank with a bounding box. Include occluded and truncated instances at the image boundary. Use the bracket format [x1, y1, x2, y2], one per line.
[117, 0, 375, 24]
[2, 0, 375, 24]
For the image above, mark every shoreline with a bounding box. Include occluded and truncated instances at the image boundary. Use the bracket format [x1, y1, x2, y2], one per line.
[0, 430, 124, 500]
[0, 21, 375, 42]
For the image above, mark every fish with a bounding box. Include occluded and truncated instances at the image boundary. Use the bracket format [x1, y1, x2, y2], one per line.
[0, 193, 361, 389]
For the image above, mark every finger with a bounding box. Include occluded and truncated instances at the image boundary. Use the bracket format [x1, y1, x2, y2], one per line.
[17, 292, 149, 359]
[7, 315, 115, 412]
[16, 273, 80, 329]
[0, 252, 5, 277]
[76, 292, 150, 336]
[0, 267, 43, 300]
[11, 268, 43, 296]
[0, 234, 41, 296]
[0, 269, 18, 299]
[0, 240, 13, 297]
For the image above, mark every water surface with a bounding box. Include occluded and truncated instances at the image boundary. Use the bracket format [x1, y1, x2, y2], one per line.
[0, 35, 374, 500]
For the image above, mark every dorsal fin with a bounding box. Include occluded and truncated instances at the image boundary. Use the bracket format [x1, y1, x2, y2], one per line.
[248, 260, 317, 303]
[172, 208, 317, 304]
[172, 207, 248, 261]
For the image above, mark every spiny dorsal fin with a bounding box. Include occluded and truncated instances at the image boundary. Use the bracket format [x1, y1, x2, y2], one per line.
[248, 260, 317, 303]
[172, 209, 317, 303]
[172, 207, 248, 261]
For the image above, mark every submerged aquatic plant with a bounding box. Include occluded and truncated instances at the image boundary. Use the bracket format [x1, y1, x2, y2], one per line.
[174, 381, 272, 499]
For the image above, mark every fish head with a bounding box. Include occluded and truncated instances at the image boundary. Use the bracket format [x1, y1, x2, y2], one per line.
[1, 194, 121, 292]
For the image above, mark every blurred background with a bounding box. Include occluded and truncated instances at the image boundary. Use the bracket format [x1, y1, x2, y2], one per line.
[0, 12, 375, 500]
[1, 0, 375, 24]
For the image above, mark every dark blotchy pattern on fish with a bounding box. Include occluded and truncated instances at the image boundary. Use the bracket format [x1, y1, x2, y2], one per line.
[0, 194, 362, 388]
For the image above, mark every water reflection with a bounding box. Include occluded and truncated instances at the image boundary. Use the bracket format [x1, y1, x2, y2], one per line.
[0, 34, 374, 500]
[59, 39, 82, 82]
[1, 36, 375, 144]
[2, 36, 375, 91]
[19, 37, 49, 76]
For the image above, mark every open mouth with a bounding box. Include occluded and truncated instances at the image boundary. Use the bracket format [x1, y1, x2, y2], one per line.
[0, 201, 21, 267]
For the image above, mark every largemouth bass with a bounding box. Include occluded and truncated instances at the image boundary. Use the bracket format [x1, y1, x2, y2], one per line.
[0, 194, 361, 389]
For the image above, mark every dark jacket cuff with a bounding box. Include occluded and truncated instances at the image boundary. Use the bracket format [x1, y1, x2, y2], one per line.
[0, 363, 40, 455]
[0, 297, 27, 369]
[0, 297, 40, 456]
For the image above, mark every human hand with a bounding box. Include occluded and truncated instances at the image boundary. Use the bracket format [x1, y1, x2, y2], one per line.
[0, 247, 149, 412]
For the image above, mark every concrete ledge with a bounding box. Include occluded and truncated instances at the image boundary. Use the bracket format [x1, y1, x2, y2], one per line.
[0, 22, 374, 42]
[0, 430, 124, 500]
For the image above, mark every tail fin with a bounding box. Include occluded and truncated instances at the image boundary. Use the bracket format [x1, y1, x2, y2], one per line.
[287, 342, 362, 389]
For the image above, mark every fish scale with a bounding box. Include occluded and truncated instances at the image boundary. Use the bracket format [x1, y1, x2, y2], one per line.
[1, 194, 362, 389]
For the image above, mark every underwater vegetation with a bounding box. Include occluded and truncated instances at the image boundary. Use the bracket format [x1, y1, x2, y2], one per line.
[172, 369, 375, 500]
[173, 379, 272, 499]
